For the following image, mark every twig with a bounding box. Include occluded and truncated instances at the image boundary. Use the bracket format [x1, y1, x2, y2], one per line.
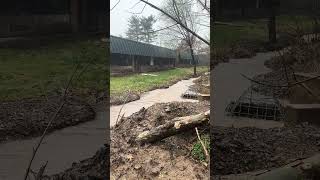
[110, 0, 121, 11]
[195, 127, 209, 160]
[241, 73, 320, 88]
[115, 91, 131, 125]
[35, 161, 48, 180]
[24, 63, 82, 180]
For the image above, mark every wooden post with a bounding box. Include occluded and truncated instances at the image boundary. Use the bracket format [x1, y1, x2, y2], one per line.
[81, 0, 88, 31]
[132, 55, 136, 72]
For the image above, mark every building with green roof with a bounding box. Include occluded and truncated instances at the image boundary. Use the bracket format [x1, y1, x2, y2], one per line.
[110, 35, 198, 73]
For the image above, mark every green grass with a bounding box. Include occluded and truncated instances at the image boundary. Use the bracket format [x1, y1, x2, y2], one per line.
[191, 134, 210, 162]
[0, 38, 108, 101]
[213, 15, 314, 48]
[110, 67, 208, 96]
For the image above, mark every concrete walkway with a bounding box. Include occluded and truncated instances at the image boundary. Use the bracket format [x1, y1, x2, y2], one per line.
[110, 78, 198, 127]
[212, 52, 284, 129]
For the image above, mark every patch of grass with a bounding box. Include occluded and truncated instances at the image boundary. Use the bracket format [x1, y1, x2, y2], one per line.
[213, 15, 314, 48]
[110, 67, 208, 96]
[191, 134, 210, 162]
[0, 38, 108, 101]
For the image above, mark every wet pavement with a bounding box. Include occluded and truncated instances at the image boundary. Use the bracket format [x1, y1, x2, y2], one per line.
[211, 52, 284, 128]
[0, 103, 108, 180]
[110, 78, 198, 127]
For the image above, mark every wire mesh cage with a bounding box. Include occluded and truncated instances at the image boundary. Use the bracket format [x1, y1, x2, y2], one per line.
[225, 70, 292, 121]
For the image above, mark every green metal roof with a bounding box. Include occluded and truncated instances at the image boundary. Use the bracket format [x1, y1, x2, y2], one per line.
[110, 35, 177, 59]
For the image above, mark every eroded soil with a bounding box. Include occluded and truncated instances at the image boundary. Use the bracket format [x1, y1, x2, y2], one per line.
[211, 125, 320, 176]
[0, 95, 95, 143]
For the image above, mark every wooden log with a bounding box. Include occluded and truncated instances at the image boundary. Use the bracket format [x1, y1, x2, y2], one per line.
[136, 111, 210, 144]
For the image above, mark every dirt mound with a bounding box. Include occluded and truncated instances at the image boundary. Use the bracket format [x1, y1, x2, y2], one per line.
[47, 145, 108, 180]
[190, 74, 210, 94]
[110, 92, 140, 105]
[211, 125, 320, 175]
[265, 42, 320, 73]
[0, 95, 95, 143]
[111, 101, 210, 179]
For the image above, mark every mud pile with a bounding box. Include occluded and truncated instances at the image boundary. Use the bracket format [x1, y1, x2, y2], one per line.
[47, 145, 108, 180]
[111, 101, 210, 179]
[0, 95, 94, 143]
[211, 125, 320, 175]
[190, 74, 210, 94]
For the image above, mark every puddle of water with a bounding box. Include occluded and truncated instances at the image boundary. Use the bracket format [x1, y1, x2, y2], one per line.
[110, 78, 198, 126]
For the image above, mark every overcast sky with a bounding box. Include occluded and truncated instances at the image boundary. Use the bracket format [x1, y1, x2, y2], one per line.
[110, 0, 209, 47]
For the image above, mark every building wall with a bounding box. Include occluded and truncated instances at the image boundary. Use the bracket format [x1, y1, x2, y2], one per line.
[0, 0, 107, 37]
[111, 53, 176, 74]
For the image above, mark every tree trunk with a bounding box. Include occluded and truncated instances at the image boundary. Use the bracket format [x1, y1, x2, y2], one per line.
[189, 43, 197, 76]
[268, 7, 277, 43]
[136, 111, 210, 144]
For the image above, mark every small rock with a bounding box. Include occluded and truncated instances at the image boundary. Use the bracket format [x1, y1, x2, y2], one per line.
[151, 166, 161, 176]
[134, 165, 142, 170]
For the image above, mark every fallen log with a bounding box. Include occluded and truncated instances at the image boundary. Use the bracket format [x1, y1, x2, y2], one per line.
[136, 111, 210, 144]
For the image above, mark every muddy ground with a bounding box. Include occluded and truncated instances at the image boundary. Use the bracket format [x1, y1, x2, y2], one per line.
[111, 101, 210, 179]
[211, 124, 320, 176]
[190, 74, 210, 95]
[0, 95, 95, 143]
[110, 92, 140, 106]
[45, 145, 108, 180]
[51, 101, 320, 179]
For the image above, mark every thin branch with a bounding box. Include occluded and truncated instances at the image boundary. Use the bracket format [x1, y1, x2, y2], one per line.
[110, 0, 121, 11]
[130, 0, 142, 9]
[35, 161, 48, 180]
[195, 0, 210, 13]
[241, 73, 320, 89]
[195, 127, 209, 160]
[128, 3, 147, 14]
[139, 0, 209, 45]
[115, 91, 131, 125]
[24, 62, 84, 180]
[137, 23, 179, 35]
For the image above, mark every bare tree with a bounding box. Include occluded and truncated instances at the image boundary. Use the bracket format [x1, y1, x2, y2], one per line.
[161, 0, 203, 76]
[139, 0, 210, 45]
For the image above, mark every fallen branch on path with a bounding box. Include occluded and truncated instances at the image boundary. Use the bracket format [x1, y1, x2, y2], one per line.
[136, 111, 210, 144]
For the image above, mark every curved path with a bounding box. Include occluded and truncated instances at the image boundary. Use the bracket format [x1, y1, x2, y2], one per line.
[0, 77, 198, 180]
[212, 52, 284, 128]
[0, 103, 108, 180]
[110, 78, 198, 127]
